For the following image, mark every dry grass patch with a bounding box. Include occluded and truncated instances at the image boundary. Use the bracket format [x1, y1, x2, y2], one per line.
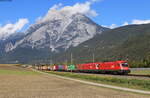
[131, 70, 150, 75]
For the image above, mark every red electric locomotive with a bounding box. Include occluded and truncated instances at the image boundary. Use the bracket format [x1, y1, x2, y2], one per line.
[76, 60, 130, 74]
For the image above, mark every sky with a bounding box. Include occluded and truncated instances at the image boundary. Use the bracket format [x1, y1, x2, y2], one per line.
[0, 0, 150, 37]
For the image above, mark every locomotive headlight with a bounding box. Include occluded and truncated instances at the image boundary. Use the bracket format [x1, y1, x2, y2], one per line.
[111, 65, 115, 68]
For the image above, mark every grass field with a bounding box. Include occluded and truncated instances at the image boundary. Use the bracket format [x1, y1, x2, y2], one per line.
[46, 71, 150, 91]
[0, 64, 21, 66]
[0, 64, 39, 75]
[0, 69, 40, 75]
[130, 70, 150, 75]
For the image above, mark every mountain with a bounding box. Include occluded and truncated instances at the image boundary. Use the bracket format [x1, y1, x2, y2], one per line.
[0, 32, 25, 63]
[0, 32, 25, 52]
[1, 12, 108, 63]
[53, 24, 150, 64]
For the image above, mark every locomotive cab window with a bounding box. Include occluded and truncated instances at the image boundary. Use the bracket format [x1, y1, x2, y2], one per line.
[121, 63, 128, 67]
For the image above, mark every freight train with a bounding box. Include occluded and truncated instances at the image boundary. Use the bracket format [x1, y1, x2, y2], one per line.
[35, 60, 130, 74]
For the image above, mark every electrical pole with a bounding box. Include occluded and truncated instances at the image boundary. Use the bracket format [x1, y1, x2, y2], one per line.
[93, 53, 95, 63]
[92, 47, 95, 63]
[50, 59, 53, 65]
[71, 53, 73, 64]
[65, 59, 68, 65]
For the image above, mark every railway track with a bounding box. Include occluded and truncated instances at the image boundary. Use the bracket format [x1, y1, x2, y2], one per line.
[125, 74, 150, 78]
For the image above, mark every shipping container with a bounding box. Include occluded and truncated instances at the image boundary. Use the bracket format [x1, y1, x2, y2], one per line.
[53, 65, 56, 71]
[47, 66, 51, 70]
[42, 65, 48, 70]
[58, 65, 63, 71]
[64, 65, 68, 70]
[55, 65, 59, 71]
[67, 64, 76, 71]
[49, 66, 53, 70]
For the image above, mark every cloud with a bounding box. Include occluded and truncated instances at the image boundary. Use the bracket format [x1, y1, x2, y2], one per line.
[102, 24, 117, 29]
[131, 19, 150, 25]
[0, 18, 29, 39]
[109, 24, 117, 29]
[122, 19, 150, 26]
[37, 0, 100, 23]
[122, 22, 129, 26]
[50, 3, 63, 10]
[105, 19, 150, 29]
[60, 0, 99, 17]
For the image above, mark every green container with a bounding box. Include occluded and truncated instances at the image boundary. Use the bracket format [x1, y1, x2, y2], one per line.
[67, 64, 76, 71]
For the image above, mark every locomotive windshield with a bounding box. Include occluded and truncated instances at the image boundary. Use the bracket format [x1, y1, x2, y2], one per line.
[121, 62, 128, 67]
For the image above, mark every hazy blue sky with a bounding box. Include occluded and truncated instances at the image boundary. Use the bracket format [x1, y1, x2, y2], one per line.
[0, 0, 150, 30]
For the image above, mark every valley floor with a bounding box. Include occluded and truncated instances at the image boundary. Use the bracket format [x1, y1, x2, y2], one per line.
[0, 64, 149, 98]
